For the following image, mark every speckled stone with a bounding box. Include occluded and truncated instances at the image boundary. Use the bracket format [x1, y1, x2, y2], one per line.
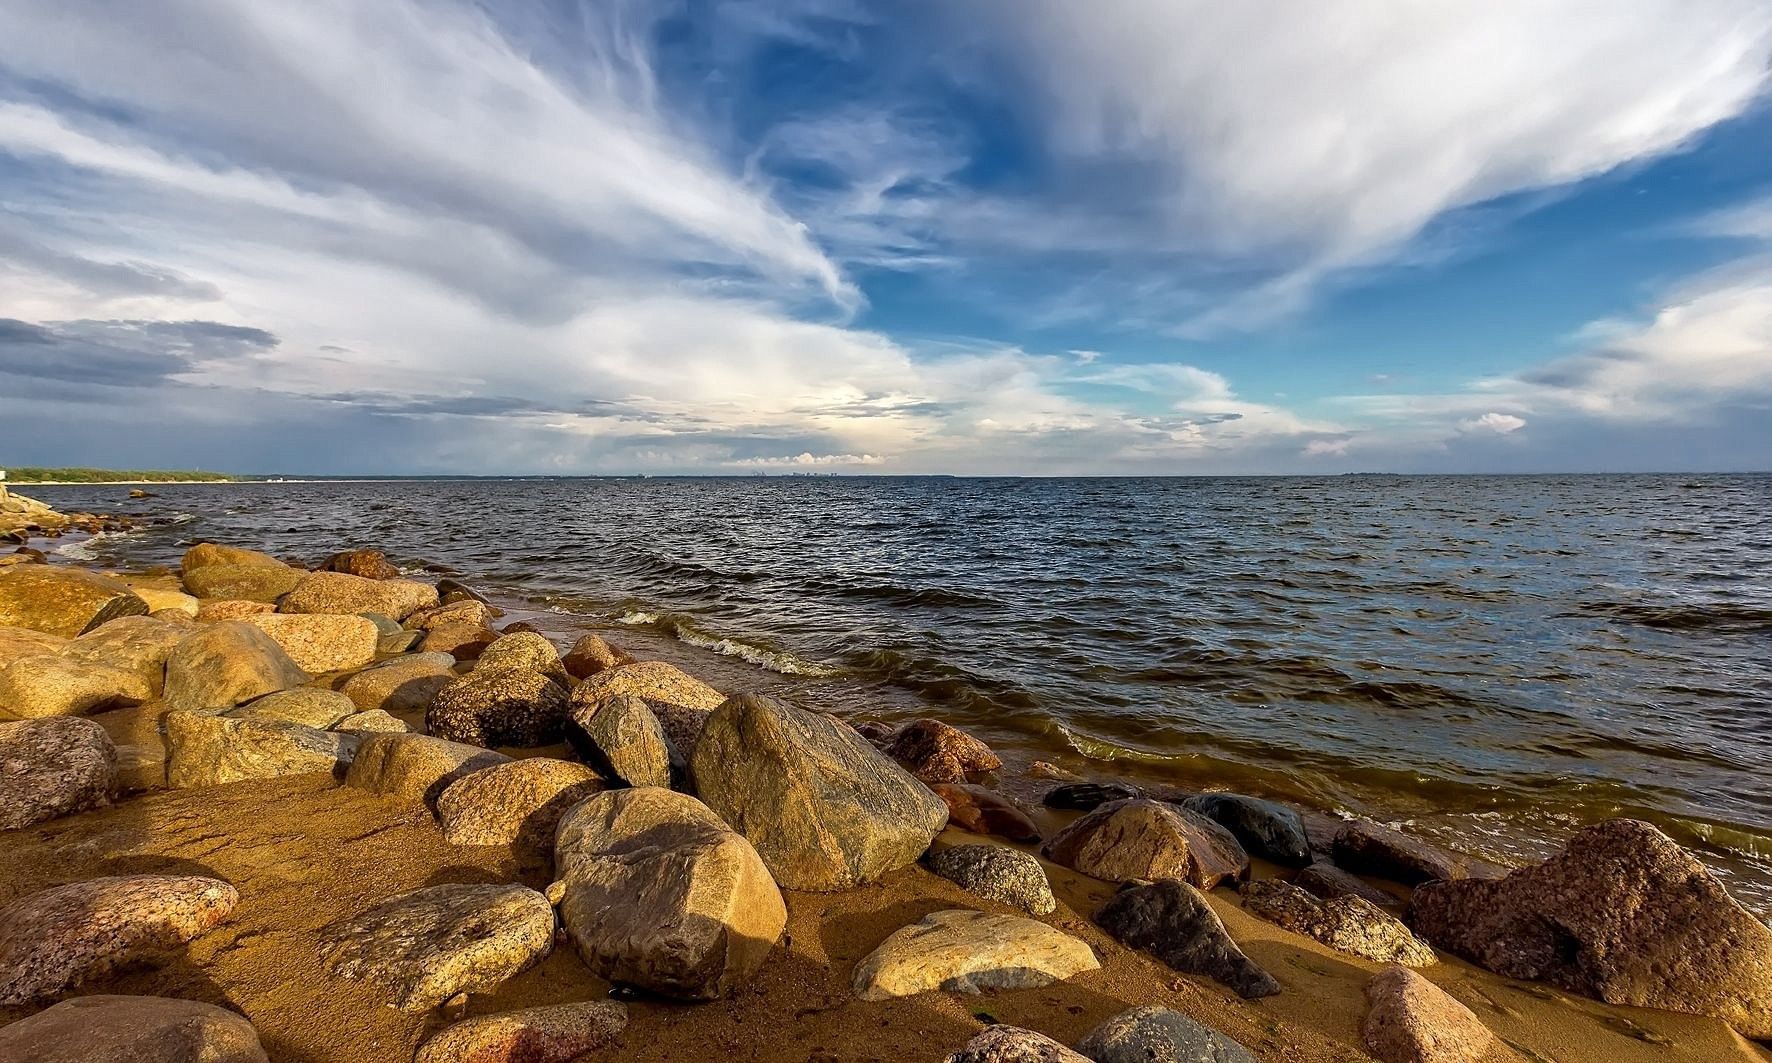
[925, 845, 1056, 916]
[1078, 1005, 1256, 1063]
[852, 909, 1098, 1001]
[1363, 966, 1498, 1063]
[435, 757, 605, 847]
[0, 717, 116, 830]
[426, 668, 568, 748]
[1242, 879, 1436, 966]
[344, 733, 511, 808]
[415, 1000, 627, 1063]
[945, 1026, 1091, 1062]
[0, 994, 269, 1063]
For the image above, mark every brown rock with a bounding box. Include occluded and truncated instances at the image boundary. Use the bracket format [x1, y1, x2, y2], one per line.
[181, 542, 287, 571]
[241, 612, 378, 674]
[345, 732, 512, 807]
[1296, 861, 1400, 909]
[404, 599, 498, 633]
[422, 622, 499, 661]
[932, 783, 1041, 842]
[195, 599, 277, 622]
[0, 655, 153, 720]
[562, 632, 634, 679]
[0, 717, 116, 830]
[572, 661, 724, 759]
[1407, 818, 1772, 1039]
[1333, 821, 1473, 886]
[0, 875, 238, 1005]
[182, 564, 302, 603]
[1094, 879, 1280, 999]
[1042, 799, 1249, 890]
[161, 621, 309, 714]
[331, 708, 409, 734]
[880, 718, 1001, 784]
[0, 994, 269, 1063]
[339, 652, 457, 721]
[1241, 879, 1436, 966]
[473, 631, 568, 686]
[415, 1000, 626, 1063]
[318, 548, 403, 580]
[426, 668, 568, 748]
[566, 693, 671, 789]
[435, 757, 605, 847]
[61, 615, 190, 696]
[0, 565, 149, 638]
[1363, 966, 1498, 1063]
[945, 1026, 1092, 1063]
[279, 571, 439, 621]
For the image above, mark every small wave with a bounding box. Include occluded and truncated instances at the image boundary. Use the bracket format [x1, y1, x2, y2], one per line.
[843, 646, 1040, 713]
[619, 610, 839, 677]
[53, 529, 133, 561]
[1575, 600, 1772, 634]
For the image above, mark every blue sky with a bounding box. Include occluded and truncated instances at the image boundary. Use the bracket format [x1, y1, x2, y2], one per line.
[1, 1, 1770, 475]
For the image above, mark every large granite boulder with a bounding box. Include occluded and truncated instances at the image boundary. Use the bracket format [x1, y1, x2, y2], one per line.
[1180, 793, 1312, 868]
[181, 543, 286, 572]
[474, 631, 568, 686]
[227, 688, 357, 729]
[130, 586, 200, 618]
[1042, 799, 1249, 890]
[161, 621, 309, 714]
[931, 783, 1040, 842]
[420, 622, 498, 661]
[552, 787, 786, 1000]
[1334, 821, 1473, 886]
[852, 908, 1099, 1000]
[61, 615, 191, 696]
[344, 733, 511, 807]
[182, 564, 302, 603]
[1095, 880, 1279, 999]
[319, 883, 554, 1011]
[0, 624, 65, 669]
[946, 1026, 1091, 1062]
[692, 693, 948, 891]
[1363, 966, 1498, 1063]
[562, 632, 633, 679]
[339, 652, 456, 720]
[0, 565, 149, 638]
[426, 668, 568, 748]
[1407, 818, 1772, 1039]
[567, 693, 672, 788]
[280, 571, 438, 621]
[1241, 879, 1436, 966]
[573, 661, 724, 759]
[0, 655, 153, 719]
[0, 717, 116, 830]
[925, 845, 1057, 916]
[165, 711, 358, 788]
[241, 613, 377, 674]
[415, 1001, 626, 1063]
[879, 718, 1001, 784]
[318, 548, 402, 580]
[0, 995, 269, 1063]
[195, 599, 275, 622]
[435, 757, 605, 847]
[0, 875, 238, 1005]
[1078, 1006, 1256, 1063]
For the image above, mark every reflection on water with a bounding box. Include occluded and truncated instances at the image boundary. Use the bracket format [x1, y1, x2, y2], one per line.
[36, 474, 1772, 912]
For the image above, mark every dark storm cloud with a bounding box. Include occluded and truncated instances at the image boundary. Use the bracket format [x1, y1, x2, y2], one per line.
[0, 317, 278, 389]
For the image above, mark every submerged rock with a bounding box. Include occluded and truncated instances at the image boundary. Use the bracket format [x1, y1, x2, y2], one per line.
[1095, 880, 1280, 999]
[0, 654, 153, 719]
[1241, 879, 1436, 966]
[1041, 781, 1141, 810]
[435, 757, 604, 847]
[0, 565, 149, 638]
[1078, 1005, 1256, 1063]
[553, 787, 785, 1000]
[1333, 821, 1473, 886]
[0, 717, 116, 830]
[1408, 818, 1772, 1039]
[932, 783, 1041, 842]
[1042, 799, 1249, 890]
[852, 909, 1098, 1001]
[241, 613, 378, 674]
[562, 632, 633, 679]
[165, 711, 358, 788]
[945, 1026, 1091, 1063]
[280, 571, 438, 621]
[925, 845, 1057, 916]
[1363, 966, 1498, 1063]
[345, 733, 512, 807]
[0, 875, 239, 1005]
[319, 883, 555, 1011]
[0, 994, 270, 1063]
[568, 693, 672, 788]
[692, 693, 948, 891]
[415, 1000, 627, 1063]
[879, 718, 1001, 784]
[1180, 792, 1312, 868]
[426, 668, 568, 748]
[161, 621, 309, 715]
[318, 548, 402, 580]
[474, 631, 568, 686]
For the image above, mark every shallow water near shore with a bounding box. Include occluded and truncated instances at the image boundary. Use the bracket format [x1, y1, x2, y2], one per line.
[33, 473, 1772, 914]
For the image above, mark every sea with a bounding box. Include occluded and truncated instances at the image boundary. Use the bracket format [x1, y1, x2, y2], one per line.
[29, 474, 1772, 914]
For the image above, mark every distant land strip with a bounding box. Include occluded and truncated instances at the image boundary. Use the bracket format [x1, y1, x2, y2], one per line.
[1, 467, 240, 484]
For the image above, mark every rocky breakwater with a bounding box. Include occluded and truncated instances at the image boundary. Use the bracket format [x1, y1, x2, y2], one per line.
[0, 537, 1769, 1060]
[0, 488, 141, 550]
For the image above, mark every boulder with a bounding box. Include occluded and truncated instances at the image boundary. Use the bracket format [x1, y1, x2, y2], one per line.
[181, 543, 286, 571]
[1295, 861, 1399, 909]
[165, 711, 359, 788]
[1407, 818, 1772, 1038]
[879, 718, 1001, 784]
[331, 709, 409, 734]
[0, 624, 65, 669]
[0, 565, 149, 638]
[562, 632, 633, 679]
[0, 655, 153, 719]
[1333, 821, 1473, 886]
[552, 787, 786, 1000]
[318, 548, 402, 580]
[377, 630, 423, 655]
[426, 668, 568, 748]
[435, 757, 605, 847]
[182, 564, 302, 603]
[925, 845, 1057, 916]
[473, 631, 568, 686]
[0, 717, 116, 830]
[360, 612, 402, 637]
[567, 693, 671, 788]
[318, 883, 554, 1011]
[437, 577, 498, 608]
[0, 875, 238, 1005]
[420, 621, 498, 660]
[404, 599, 497, 632]
[1041, 799, 1249, 890]
[344, 733, 511, 807]
[195, 599, 276, 621]
[853, 909, 1098, 1001]
[62, 615, 191, 695]
[573, 661, 724, 759]
[931, 783, 1041, 842]
[415, 1001, 627, 1063]
[131, 587, 200, 617]
[1241, 879, 1436, 966]
[227, 688, 357, 729]
[161, 621, 309, 714]
[1042, 782, 1142, 810]
[1095, 880, 1280, 999]
[241, 613, 377, 674]
[339, 653, 457, 719]
[692, 693, 948, 892]
[1180, 793, 1312, 868]
[0, 995, 269, 1063]
[280, 571, 438, 621]
[1077, 1005, 1256, 1063]
[945, 1026, 1091, 1063]
[1363, 966, 1499, 1063]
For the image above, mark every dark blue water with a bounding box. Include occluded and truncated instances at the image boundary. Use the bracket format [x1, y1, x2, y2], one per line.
[34, 474, 1772, 910]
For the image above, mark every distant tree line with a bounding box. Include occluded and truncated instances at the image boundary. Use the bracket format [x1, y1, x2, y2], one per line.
[2, 467, 238, 483]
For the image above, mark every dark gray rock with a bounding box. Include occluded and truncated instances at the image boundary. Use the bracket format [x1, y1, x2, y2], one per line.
[1094, 880, 1279, 999]
[1078, 1005, 1256, 1063]
[1041, 781, 1141, 810]
[1179, 793, 1311, 867]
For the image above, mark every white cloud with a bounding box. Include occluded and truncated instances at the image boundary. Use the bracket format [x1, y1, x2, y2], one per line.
[1462, 412, 1528, 434]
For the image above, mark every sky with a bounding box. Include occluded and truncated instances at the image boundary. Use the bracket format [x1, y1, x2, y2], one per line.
[2, 1, 1771, 476]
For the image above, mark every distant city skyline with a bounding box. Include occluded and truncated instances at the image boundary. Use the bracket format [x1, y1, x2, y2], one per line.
[2, 1, 1770, 475]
